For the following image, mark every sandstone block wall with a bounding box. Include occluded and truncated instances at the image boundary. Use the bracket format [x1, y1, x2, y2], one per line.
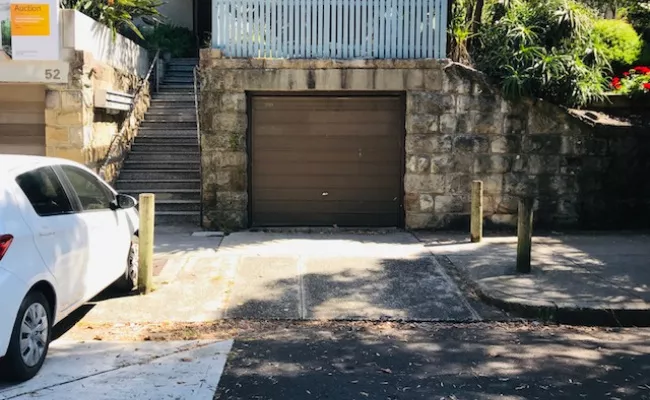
[45, 51, 149, 181]
[199, 52, 650, 231]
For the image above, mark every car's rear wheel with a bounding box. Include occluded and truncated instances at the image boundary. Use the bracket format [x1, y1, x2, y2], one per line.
[0, 291, 51, 382]
[113, 241, 138, 292]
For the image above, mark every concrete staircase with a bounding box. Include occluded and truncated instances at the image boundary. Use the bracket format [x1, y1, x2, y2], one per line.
[116, 58, 201, 226]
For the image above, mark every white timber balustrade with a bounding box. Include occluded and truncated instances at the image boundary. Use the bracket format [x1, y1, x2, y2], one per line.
[211, 0, 448, 59]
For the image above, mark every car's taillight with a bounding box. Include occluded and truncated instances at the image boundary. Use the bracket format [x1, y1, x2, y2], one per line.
[0, 235, 13, 261]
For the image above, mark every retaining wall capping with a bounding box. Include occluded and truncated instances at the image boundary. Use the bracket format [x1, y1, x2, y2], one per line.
[199, 52, 650, 231]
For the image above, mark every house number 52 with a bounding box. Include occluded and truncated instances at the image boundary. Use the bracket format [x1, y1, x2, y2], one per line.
[45, 69, 61, 80]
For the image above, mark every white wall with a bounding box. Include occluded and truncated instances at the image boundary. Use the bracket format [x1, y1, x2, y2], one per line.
[60, 10, 149, 77]
[157, 0, 193, 30]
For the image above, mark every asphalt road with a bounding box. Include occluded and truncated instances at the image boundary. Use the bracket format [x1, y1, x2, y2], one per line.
[214, 322, 650, 400]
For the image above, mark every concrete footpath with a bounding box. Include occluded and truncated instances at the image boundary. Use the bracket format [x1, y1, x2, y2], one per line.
[416, 232, 650, 325]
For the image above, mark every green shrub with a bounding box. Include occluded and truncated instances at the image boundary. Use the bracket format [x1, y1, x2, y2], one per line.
[474, 0, 608, 107]
[593, 19, 642, 71]
[141, 24, 196, 58]
[60, 0, 162, 40]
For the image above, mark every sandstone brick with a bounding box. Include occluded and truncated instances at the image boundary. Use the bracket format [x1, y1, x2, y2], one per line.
[430, 154, 453, 174]
[405, 213, 432, 230]
[504, 173, 538, 196]
[490, 214, 517, 226]
[220, 93, 246, 112]
[453, 135, 490, 153]
[439, 113, 457, 134]
[404, 193, 420, 212]
[405, 69, 424, 90]
[408, 92, 455, 115]
[45, 127, 69, 144]
[374, 69, 405, 90]
[47, 147, 84, 163]
[314, 69, 343, 90]
[56, 110, 83, 126]
[343, 69, 375, 90]
[404, 174, 445, 193]
[405, 134, 452, 154]
[522, 135, 562, 154]
[423, 69, 443, 91]
[406, 114, 439, 135]
[560, 136, 587, 155]
[434, 195, 465, 213]
[475, 174, 503, 195]
[474, 155, 513, 174]
[61, 91, 83, 110]
[419, 194, 434, 212]
[211, 113, 247, 133]
[406, 155, 431, 174]
[512, 155, 560, 174]
[45, 91, 61, 109]
[445, 174, 472, 194]
[471, 112, 502, 135]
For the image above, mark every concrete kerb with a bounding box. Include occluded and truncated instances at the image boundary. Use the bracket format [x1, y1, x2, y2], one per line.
[433, 253, 650, 327]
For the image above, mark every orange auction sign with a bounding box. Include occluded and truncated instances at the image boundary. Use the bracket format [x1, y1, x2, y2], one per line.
[10, 3, 49, 36]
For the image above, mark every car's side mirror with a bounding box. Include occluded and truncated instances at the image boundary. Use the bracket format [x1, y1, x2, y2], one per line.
[111, 194, 138, 210]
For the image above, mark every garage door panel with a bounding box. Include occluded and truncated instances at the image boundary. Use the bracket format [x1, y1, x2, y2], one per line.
[0, 85, 46, 156]
[253, 135, 399, 150]
[251, 95, 403, 227]
[253, 110, 401, 125]
[253, 212, 399, 227]
[254, 150, 401, 163]
[253, 161, 400, 176]
[253, 188, 399, 202]
[253, 174, 400, 190]
[252, 124, 400, 137]
[254, 200, 399, 214]
[252, 96, 402, 111]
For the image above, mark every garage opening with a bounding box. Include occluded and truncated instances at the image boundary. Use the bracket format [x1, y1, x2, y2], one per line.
[250, 93, 404, 227]
[0, 84, 46, 156]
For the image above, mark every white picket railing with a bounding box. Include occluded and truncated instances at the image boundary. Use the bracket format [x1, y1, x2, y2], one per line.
[211, 0, 448, 59]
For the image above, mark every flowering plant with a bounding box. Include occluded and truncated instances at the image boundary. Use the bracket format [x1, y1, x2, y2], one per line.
[610, 66, 650, 96]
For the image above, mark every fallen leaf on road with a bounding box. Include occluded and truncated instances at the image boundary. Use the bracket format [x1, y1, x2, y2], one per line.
[180, 357, 193, 362]
[380, 368, 392, 374]
[360, 392, 369, 397]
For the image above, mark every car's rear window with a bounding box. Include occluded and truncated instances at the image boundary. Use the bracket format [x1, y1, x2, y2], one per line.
[15, 167, 74, 217]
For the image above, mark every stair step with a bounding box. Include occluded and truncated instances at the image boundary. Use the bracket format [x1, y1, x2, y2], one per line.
[140, 122, 196, 129]
[123, 160, 200, 170]
[127, 152, 199, 161]
[151, 94, 194, 100]
[116, 179, 200, 190]
[134, 139, 197, 146]
[148, 102, 195, 108]
[118, 169, 200, 180]
[137, 128, 197, 134]
[121, 189, 200, 201]
[163, 74, 194, 80]
[153, 200, 201, 212]
[145, 113, 196, 121]
[168, 58, 198, 64]
[163, 77, 194, 83]
[154, 211, 200, 226]
[131, 143, 198, 151]
[145, 109, 196, 115]
[166, 66, 195, 73]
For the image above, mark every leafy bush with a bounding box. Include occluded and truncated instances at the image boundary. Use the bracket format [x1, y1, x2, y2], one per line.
[593, 19, 642, 71]
[141, 24, 196, 58]
[474, 0, 609, 107]
[611, 66, 650, 97]
[60, 0, 162, 40]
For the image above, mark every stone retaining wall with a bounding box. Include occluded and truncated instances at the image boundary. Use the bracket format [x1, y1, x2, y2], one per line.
[45, 51, 149, 180]
[199, 51, 650, 231]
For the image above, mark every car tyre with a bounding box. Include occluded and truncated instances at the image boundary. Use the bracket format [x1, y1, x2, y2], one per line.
[114, 240, 138, 292]
[0, 291, 52, 382]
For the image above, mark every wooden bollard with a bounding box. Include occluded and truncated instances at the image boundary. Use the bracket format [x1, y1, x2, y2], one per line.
[138, 193, 155, 294]
[470, 180, 483, 243]
[516, 197, 534, 274]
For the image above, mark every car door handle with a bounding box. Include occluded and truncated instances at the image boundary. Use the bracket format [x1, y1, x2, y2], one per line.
[39, 231, 55, 237]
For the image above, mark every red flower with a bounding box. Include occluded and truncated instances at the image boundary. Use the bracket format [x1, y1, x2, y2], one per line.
[634, 66, 650, 75]
[623, 71, 630, 77]
[611, 77, 622, 90]
[644, 83, 650, 90]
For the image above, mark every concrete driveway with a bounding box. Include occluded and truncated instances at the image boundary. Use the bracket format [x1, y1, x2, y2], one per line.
[220, 232, 480, 321]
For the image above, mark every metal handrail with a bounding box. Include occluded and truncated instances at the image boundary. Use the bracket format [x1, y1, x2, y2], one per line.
[99, 49, 161, 183]
[193, 65, 203, 227]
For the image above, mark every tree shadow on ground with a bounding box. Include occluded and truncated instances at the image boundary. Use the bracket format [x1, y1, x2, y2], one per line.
[214, 323, 650, 400]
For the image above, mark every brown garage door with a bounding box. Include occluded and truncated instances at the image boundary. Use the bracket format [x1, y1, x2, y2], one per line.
[0, 84, 46, 156]
[251, 94, 404, 227]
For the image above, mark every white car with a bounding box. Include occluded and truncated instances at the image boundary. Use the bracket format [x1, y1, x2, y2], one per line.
[0, 155, 139, 382]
